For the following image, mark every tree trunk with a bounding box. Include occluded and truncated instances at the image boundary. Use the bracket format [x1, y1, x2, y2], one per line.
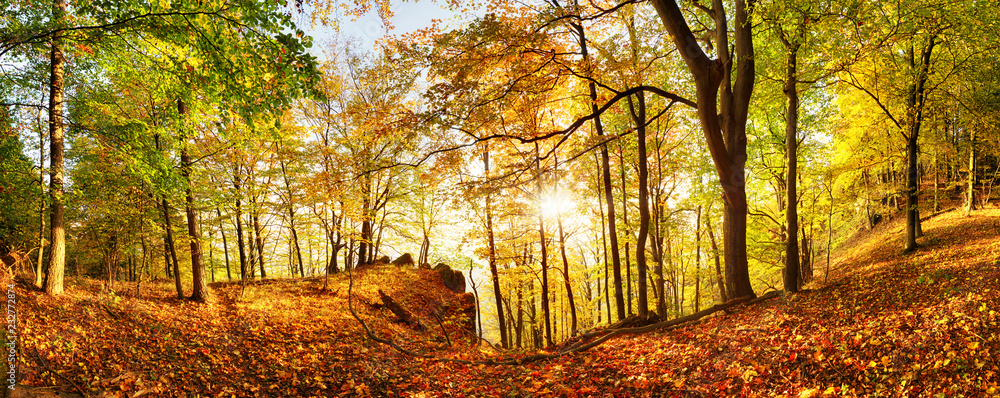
[280, 161, 305, 277]
[695, 206, 702, 312]
[252, 212, 266, 278]
[558, 216, 577, 333]
[650, 0, 756, 299]
[965, 129, 976, 217]
[483, 148, 509, 349]
[571, 18, 625, 320]
[904, 36, 937, 251]
[630, 92, 651, 317]
[162, 199, 183, 298]
[357, 179, 372, 268]
[217, 207, 232, 281]
[783, 45, 801, 293]
[233, 169, 248, 280]
[594, 153, 611, 323]
[44, 0, 67, 295]
[619, 150, 633, 316]
[800, 228, 812, 284]
[34, 116, 46, 289]
[178, 99, 208, 301]
[933, 147, 940, 213]
[534, 143, 553, 347]
[208, 227, 215, 283]
[246, 215, 257, 278]
[707, 209, 726, 302]
[418, 233, 429, 266]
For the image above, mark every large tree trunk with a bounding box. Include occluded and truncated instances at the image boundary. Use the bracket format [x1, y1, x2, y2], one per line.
[783, 45, 801, 293]
[483, 148, 509, 349]
[619, 151, 632, 316]
[44, 0, 67, 295]
[571, 17, 625, 320]
[595, 152, 611, 323]
[650, 0, 756, 298]
[629, 93, 651, 317]
[179, 99, 208, 301]
[904, 36, 937, 251]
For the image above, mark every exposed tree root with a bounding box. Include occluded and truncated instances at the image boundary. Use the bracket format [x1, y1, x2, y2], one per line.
[377, 289, 425, 331]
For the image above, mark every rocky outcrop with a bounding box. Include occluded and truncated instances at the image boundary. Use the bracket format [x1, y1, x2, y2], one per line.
[391, 253, 414, 267]
[433, 263, 466, 293]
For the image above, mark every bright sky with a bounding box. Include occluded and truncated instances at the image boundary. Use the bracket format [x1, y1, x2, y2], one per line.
[299, 0, 465, 59]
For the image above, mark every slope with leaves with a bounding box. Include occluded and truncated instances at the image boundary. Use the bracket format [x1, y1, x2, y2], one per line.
[14, 264, 478, 397]
[12, 207, 999, 397]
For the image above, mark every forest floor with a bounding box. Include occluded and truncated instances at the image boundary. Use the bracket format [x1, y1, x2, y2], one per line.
[9, 207, 1000, 397]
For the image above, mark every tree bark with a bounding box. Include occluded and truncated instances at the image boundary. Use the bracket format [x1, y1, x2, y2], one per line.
[357, 177, 372, 268]
[483, 148, 509, 349]
[706, 208, 726, 302]
[571, 17, 625, 320]
[280, 160, 305, 277]
[161, 199, 183, 298]
[619, 150, 632, 316]
[965, 129, 976, 217]
[534, 143, 553, 347]
[904, 36, 936, 251]
[595, 153, 611, 323]
[217, 207, 232, 281]
[695, 206, 702, 312]
[246, 215, 256, 277]
[783, 44, 801, 293]
[933, 147, 940, 213]
[629, 93, 651, 317]
[208, 227, 215, 283]
[650, 0, 756, 298]
[252, 212, 266, 278]
[233, 168, 248, 280]
[44, 0, 67, 295]
[558, 216, 578, 333]
[34, 112, 46, 289]
[178, 99, 208, 301]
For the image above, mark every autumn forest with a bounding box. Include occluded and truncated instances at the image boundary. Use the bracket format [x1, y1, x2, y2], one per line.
[1, 0, 998, 396]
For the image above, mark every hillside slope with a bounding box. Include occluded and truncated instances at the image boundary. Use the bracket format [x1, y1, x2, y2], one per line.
[11, 265, 478, 397]
[9, 208, 1000, 397]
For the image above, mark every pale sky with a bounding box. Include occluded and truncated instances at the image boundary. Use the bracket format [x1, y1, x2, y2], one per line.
[299, 0, 468, 58]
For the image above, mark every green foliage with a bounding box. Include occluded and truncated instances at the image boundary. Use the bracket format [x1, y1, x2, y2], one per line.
[0, 115, 40, 250]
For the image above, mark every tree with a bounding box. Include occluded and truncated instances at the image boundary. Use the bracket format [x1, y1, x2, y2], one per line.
[44, 0, 67, 295]
[650, 0, 757, 298]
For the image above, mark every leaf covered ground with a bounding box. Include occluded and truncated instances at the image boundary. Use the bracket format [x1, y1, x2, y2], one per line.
[11, 208, 1000, 397]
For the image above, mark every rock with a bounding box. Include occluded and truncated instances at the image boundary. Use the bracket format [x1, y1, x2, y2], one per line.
[418, 262, 430, 269]
[391, 253, 414, 267]
[377, 255, 391, 264]
[434, 263, 466, 293]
